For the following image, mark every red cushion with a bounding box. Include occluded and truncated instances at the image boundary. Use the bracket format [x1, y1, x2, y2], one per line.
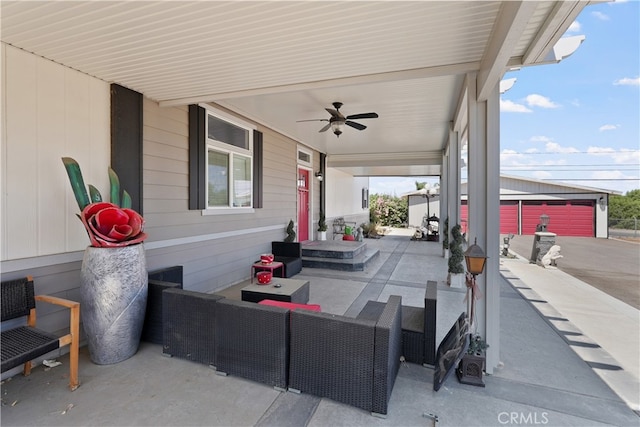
[258, 299, 321, 312]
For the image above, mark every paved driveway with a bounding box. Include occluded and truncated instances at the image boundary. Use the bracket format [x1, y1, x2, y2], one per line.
[505, 235, 640, 310]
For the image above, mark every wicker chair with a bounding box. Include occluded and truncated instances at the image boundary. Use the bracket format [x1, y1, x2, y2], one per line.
[1, 276, 80, 391]
[142, 266, 184, 344]
[358, 281, 437, 366]
[214, 299, 290, 390]
[288, 295, 402, 417]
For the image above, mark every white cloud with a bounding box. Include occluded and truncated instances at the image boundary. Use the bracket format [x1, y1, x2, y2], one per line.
[613, 77, 640, 86]
[567, 21, 582, 32]
[570, 99, 581, 107]
[525, 148, 540, 154]
[500, 99, 531, 113]
[526, 94, 560, 109]
[532, 171, 552, 180]
[545, 142, 579, 154]
[530, 135, 553, 143]
[587, 146, 640, 164]
[598, 124, 619, 131]
[591, 11, 610, 21]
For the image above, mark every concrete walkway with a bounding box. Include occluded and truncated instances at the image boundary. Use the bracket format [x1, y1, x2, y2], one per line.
[1, 232, 638, 426]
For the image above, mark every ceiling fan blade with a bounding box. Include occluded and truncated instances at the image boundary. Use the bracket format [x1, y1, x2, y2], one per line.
[297, 119, 329, 123]
[345, 121, 366, 131]
[319, 123, 331, 133]
[346, 112, 378, 120]
[325, 108, 343, 119]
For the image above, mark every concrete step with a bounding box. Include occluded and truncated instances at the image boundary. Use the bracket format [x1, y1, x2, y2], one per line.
[301, 240, 367, 259]
[302, 248, 379, 271]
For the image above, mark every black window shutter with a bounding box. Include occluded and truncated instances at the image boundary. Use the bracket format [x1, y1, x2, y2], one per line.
[253, 130, 263, 208]
[111, 84, 143, 214]
[189, 105, 206, 210]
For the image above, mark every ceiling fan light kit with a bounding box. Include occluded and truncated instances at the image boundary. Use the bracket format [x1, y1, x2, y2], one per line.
[298, 102, 378, 137]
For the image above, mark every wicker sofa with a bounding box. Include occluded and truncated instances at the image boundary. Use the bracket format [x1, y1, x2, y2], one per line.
[214, 298, 290, 390]
[162, 288, 224, 366]
[288, 295, 403, 417]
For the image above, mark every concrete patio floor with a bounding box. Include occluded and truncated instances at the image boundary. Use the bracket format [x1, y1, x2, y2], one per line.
[1, 231, 638, 426]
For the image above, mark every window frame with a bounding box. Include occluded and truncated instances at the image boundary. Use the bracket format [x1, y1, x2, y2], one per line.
[201, 105, 256, 214]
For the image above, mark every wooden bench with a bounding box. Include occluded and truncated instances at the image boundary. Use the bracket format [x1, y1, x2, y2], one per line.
[1, 276, 80, 390]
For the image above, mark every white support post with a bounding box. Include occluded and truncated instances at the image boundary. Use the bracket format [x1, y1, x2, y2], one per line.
[466, 73, 501, 374]
[447, 127, 461, 231]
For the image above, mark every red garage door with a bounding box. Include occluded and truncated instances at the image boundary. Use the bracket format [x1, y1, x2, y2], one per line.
[500, 201, 519, 235]
[522, 201, 594, 237]
[459, 201, 518, 235]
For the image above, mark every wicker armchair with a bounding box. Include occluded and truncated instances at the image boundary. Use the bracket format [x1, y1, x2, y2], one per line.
[288, 295, 402, 417]
[1, 276, 80, 391]
[214, 299, 290, 390]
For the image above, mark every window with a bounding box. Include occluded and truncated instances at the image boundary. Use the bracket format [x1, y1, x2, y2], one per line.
[206, 110, 253, 209]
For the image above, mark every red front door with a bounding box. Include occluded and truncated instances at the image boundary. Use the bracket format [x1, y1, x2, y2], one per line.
[297, 169, 309, 241]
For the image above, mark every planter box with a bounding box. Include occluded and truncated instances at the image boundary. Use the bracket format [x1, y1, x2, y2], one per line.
[447, 272, 464, 288]
[457, 353, 486, 387]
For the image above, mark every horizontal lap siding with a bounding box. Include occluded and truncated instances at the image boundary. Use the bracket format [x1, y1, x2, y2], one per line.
[143, 101, 304, 291]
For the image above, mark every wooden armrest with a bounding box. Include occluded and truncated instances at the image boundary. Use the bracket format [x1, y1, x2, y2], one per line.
[35, 294, 80, 309]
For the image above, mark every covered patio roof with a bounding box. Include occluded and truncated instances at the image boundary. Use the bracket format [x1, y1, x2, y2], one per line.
[0, 1, 590, 176]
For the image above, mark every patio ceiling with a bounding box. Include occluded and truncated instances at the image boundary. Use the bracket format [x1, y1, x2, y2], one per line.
[0, 1, 590, 177]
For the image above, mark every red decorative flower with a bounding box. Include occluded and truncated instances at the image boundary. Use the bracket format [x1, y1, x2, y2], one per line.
[81, 202, 147, 248]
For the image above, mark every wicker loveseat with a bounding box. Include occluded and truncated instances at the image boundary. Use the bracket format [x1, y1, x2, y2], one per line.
[288, 295, 403, 417]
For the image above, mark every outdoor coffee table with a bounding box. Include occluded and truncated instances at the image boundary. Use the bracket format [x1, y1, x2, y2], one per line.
[241, 278, 310, 304]
[250, 261, 284, 283]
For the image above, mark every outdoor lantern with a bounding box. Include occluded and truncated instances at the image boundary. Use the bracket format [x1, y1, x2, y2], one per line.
[539, 213, 550, 230]
[464, 238, 487, 276]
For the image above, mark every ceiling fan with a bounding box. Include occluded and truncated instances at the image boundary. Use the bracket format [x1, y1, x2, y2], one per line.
[297, 102, 379, 137]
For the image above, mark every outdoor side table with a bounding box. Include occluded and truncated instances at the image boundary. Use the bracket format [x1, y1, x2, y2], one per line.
[250, 261, 284, 283]
[241, 278, 310, 304]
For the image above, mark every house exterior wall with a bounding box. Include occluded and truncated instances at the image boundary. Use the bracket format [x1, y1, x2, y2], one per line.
[1, 47, 363, 365]
[407, 195, 440, 228]
[325, 168, 369, 229]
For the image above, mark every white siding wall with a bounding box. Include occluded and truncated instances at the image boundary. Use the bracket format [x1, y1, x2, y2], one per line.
[1, 44, 110, 261]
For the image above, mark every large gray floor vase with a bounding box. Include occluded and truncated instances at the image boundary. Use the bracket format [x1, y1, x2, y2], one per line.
[81, 244, 148, 365]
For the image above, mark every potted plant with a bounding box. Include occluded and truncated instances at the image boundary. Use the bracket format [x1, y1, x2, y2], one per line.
[317, 212, 327, 241]
[442, 218, 449, 258]
[62, 157, 148, 365]
[447, 224, 465, 288]
[457, 334, 489, 387]
[284, 219, 296, 242]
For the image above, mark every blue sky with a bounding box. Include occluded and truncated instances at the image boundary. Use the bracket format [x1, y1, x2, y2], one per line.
[371, 0, 639, 197]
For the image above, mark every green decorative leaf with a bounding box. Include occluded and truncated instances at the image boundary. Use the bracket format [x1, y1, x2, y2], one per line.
[88, 185, 102, 203]
[61, 157, 90, 211]
[108, 167, 121, 207]
[121, 191, 132, 209]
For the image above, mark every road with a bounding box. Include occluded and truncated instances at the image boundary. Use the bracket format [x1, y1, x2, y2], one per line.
[504, 235, 640, 310]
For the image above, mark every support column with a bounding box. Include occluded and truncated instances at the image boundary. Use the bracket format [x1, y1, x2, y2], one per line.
[440, 146, 449, 247]
[447, 127, 461, 231]
[466, 73, 500, 373]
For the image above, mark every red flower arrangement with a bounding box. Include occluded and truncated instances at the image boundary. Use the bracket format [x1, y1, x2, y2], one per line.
[62, 157, 147, 248]
[81, 202, 147, 248]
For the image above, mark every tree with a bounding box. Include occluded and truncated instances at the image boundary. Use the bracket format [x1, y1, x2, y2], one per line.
[369, 193, 408, 227]
[609, 189, 640, 229]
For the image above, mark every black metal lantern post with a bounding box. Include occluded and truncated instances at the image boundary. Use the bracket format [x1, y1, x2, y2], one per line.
[464, 238, 487, 327]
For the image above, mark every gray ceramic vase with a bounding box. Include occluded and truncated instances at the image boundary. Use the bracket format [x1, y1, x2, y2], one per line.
[80, 244, 148, 364]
